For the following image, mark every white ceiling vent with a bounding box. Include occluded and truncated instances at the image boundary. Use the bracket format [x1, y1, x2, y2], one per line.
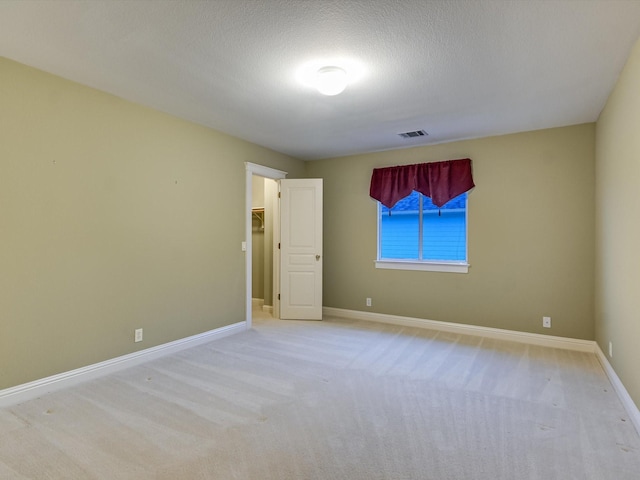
[398, 130, 428, 139]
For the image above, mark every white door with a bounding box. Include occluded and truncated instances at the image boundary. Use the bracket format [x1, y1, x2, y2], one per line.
[279, 178, 323, 320]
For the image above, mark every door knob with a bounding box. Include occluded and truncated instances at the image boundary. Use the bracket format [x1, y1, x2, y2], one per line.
[316, 254, 321, 261]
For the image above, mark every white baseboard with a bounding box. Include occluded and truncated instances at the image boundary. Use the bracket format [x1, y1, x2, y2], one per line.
[0, 321, 247, 409]
[252, 297, 273, 314]
[323, 307, 595, 352]
[594, 344, 640, 436]
[323, 306, 640, 435]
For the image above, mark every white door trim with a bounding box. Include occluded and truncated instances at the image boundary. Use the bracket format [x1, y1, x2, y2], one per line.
[245, 162, 287, 328]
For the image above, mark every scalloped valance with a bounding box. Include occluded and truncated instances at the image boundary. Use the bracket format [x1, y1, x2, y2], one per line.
[369, 158, 475, 209]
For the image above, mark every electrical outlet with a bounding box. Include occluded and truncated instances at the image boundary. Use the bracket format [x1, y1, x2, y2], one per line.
[366, 297, 372, 307]
[135, 328, 143, 343]
[609, 341, 613, 358]
[543, 316, 551, 328]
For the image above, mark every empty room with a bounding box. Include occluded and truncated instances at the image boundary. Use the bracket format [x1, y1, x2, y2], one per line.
[1, 1, 640, 478]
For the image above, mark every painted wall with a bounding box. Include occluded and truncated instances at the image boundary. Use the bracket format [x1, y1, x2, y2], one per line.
[251, 219, 265, 299]
[0, 57, 305, 390]
[306, 124, 595, 340]
[595, 37, 640, 409]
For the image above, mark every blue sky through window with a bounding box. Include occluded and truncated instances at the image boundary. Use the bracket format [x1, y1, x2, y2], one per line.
[379, 191, 466, 261]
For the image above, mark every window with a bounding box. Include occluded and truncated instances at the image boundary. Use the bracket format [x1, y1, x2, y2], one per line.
[376, 191, 469, 273]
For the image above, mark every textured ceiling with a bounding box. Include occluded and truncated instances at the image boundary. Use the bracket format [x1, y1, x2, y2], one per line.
[1, 0, 640, 160]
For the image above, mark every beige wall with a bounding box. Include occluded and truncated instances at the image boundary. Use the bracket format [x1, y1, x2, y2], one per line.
[595, 37, 640, 409]
[307, 124, 595, 340]
[0, 57, 305, 390]
[251, 224, 265, 299]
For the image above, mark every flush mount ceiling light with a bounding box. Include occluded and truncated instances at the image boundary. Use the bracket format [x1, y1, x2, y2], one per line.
[315, 66, 348, 96]
[295, 59, 365, 96]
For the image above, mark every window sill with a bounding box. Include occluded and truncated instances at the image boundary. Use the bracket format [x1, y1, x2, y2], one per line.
[375, 260, 469, 273]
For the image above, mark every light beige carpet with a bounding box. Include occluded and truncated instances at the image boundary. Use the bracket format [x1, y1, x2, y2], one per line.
[1, 314, 639, 479]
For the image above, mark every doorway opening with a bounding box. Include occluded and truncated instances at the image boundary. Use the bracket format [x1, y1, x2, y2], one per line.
[244, 163, 287, 329]
[250, 175, 277, 320]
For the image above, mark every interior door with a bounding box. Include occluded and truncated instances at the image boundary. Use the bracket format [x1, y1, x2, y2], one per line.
[279, 178, 323, 320]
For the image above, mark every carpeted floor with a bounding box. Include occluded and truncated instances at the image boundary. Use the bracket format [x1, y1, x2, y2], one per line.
[1, 312, 639, 479]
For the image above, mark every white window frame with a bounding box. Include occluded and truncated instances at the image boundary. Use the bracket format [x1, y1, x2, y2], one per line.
[374, 195, 470, 274]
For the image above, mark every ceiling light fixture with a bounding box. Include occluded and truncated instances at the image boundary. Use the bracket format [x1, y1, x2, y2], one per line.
[316, 66, 348, 96]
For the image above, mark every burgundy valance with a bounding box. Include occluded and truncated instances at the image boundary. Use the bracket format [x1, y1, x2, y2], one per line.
[369, 158, 475, 208]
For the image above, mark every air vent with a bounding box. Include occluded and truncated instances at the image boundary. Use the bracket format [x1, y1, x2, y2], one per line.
[398, 130, 428, 139]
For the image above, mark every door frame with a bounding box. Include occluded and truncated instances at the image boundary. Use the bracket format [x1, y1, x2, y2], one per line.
[245, 162, 287, 328]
